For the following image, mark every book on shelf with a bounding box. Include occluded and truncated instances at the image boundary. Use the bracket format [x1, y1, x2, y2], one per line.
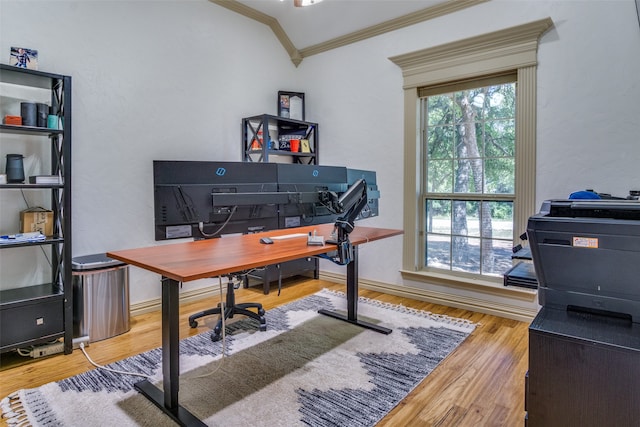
[29, 175, 62, 184]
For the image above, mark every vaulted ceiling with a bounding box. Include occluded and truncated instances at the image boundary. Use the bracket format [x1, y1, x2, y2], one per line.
[210, 0, 489, 66]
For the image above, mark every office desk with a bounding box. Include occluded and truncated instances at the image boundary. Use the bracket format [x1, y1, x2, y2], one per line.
[107, 223, 402, 426]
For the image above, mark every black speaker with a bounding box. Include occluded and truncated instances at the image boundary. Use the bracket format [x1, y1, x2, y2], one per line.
[5, 154, 25, 183]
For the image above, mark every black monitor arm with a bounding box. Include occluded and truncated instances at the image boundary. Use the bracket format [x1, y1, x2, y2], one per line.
[324, 179, 368, 265]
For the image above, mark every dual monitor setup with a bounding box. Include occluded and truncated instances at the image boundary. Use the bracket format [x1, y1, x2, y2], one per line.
[153, 161, 379, 264]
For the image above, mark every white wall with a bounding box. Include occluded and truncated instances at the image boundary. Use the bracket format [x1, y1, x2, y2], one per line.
[297, 0, 640, 311]
[2, 0, 639, 310]
[0, 0, 301, 302]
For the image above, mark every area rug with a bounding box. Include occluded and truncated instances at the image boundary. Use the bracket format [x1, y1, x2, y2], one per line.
[1, 289, 475, 426]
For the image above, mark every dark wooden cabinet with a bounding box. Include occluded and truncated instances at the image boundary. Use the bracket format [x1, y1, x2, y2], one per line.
[526, 307, 640, 426]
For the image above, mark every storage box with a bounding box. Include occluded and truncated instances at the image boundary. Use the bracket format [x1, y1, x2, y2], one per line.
[3, 115, 22, 125]
[20, 208, 54, 236]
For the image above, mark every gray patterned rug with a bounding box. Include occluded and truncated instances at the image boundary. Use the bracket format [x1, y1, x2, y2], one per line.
[1, 289, 475, 426]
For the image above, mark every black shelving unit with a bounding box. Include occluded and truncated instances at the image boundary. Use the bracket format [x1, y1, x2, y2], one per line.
[242, 114, 318, 165]
[241, 114, 319, 293]
[0, 64, 72, 355]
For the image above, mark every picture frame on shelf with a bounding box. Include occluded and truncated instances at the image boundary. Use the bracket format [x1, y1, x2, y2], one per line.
[300, 139, 311, 153]
[278, 91, 305, 121]
[9, 47, 38, 70]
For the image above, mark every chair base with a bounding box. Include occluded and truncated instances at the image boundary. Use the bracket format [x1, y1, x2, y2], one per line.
[188, 280, 266, 342]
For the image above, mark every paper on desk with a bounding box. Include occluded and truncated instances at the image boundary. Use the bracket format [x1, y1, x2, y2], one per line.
[269, 233, 308, 240]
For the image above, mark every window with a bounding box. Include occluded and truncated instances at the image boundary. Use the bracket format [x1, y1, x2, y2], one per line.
[390, 18, 553, 288]
[422, 76, 516, 277]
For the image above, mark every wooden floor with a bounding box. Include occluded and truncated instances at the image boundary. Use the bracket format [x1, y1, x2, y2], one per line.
[0, 279, 530, 426]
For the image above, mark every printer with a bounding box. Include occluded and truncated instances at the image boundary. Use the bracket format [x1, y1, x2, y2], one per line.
[527, 199, 640, 322]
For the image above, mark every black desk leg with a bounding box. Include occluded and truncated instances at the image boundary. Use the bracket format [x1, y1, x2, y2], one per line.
[318, 246, 392, 335]
[134, 277, 206, 427]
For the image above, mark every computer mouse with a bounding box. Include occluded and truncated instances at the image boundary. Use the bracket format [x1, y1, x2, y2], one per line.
[260, 237, 273, 244]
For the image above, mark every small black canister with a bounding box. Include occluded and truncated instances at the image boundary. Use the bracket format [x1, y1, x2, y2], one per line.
[20, 102, 37, 127]
[37, 103, 49, 127]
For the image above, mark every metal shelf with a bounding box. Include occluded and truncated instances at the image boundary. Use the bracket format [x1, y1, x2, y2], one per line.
[0, 283, 64, 306]
[242, 114, 318, 165]
[0, 124, 63, 137]
[0, 236, 65, 250]
[0, 183, 64, 189]
[0, 64, 72, 355]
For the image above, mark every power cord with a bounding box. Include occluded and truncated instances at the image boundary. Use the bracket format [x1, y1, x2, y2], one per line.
[79, 342, 152, 379]
[198, 206, 238, 238]
[79, 275, 235, 382]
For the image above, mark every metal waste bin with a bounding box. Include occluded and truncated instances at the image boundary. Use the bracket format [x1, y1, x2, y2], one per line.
[72, 253, 130, 343]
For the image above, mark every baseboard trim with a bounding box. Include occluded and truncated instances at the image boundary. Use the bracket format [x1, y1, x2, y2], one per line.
[318, 271, 538, 323]
[131, 273, 538, 323]
[130, 286, 219, 317]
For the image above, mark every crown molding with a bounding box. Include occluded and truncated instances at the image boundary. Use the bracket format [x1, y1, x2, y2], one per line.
[299, 0, 489, 59]
[389, 17, 554, 88]
[210, 0, 489, 67]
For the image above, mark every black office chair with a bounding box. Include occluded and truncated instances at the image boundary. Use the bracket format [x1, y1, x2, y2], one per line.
[188, 274, 266, 342]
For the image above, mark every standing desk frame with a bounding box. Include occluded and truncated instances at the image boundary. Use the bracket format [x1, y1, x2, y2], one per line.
[107, 224, 402, 426]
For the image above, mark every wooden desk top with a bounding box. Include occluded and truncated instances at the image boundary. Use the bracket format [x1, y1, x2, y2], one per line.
[107, 224, 402, 283]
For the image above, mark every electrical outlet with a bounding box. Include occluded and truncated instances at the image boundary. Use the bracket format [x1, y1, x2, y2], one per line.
[31, 341, 64, 358]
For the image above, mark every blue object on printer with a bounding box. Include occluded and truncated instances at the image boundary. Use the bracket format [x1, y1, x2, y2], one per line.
[528, 199, 640, 322]
[569, 190, 601, 199]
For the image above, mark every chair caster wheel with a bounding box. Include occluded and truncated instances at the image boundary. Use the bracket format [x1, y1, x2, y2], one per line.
[211, 333, 221, 342]
[258, 308, 265, 316]
[259, 324, 267, 332]
[189, 320, 198, 328]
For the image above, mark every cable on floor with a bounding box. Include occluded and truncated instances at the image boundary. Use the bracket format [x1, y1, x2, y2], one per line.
[79, 342, 152, 379]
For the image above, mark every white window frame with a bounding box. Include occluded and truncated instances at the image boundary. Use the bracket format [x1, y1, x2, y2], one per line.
[390, 18, 553, 290]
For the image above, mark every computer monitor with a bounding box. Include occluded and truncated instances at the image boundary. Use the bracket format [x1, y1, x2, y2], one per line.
[276, 163, 348, 228]
[153, 161, 381, 241]
[153, 161, 279, 240]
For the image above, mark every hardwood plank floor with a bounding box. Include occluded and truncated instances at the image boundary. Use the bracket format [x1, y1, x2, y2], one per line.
[0, 278, 529, 426]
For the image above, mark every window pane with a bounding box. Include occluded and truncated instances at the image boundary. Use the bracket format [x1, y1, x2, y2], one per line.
[451, 200, 480, 237]
[484, 158, 514, 194]
[428, 125, 455, 160]
[427, 94, 455, 126]
[427, 159, 453, 193]
[486, 201, 513, 239]
[484, 119, 515, 157]
[426, 234, 450, 269]
[484, 84, 515, 120]
[454, 160, 482, 193]
[426, 199, 451, 234]
[454, 123, 484, 158]
[452, 236, 480, 274]
[482, 239, 513, 276]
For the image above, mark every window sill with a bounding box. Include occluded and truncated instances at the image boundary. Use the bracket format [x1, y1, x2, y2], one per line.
[400, 269, 537, 302]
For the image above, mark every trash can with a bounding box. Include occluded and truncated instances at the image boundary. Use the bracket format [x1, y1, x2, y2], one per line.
[72, 253, 130, 343]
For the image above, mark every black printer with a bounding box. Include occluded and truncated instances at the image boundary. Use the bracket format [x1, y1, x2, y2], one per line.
[527, 199, 640, 322]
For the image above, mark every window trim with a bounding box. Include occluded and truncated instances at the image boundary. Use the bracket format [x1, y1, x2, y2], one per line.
[389, 18, 553, 286]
